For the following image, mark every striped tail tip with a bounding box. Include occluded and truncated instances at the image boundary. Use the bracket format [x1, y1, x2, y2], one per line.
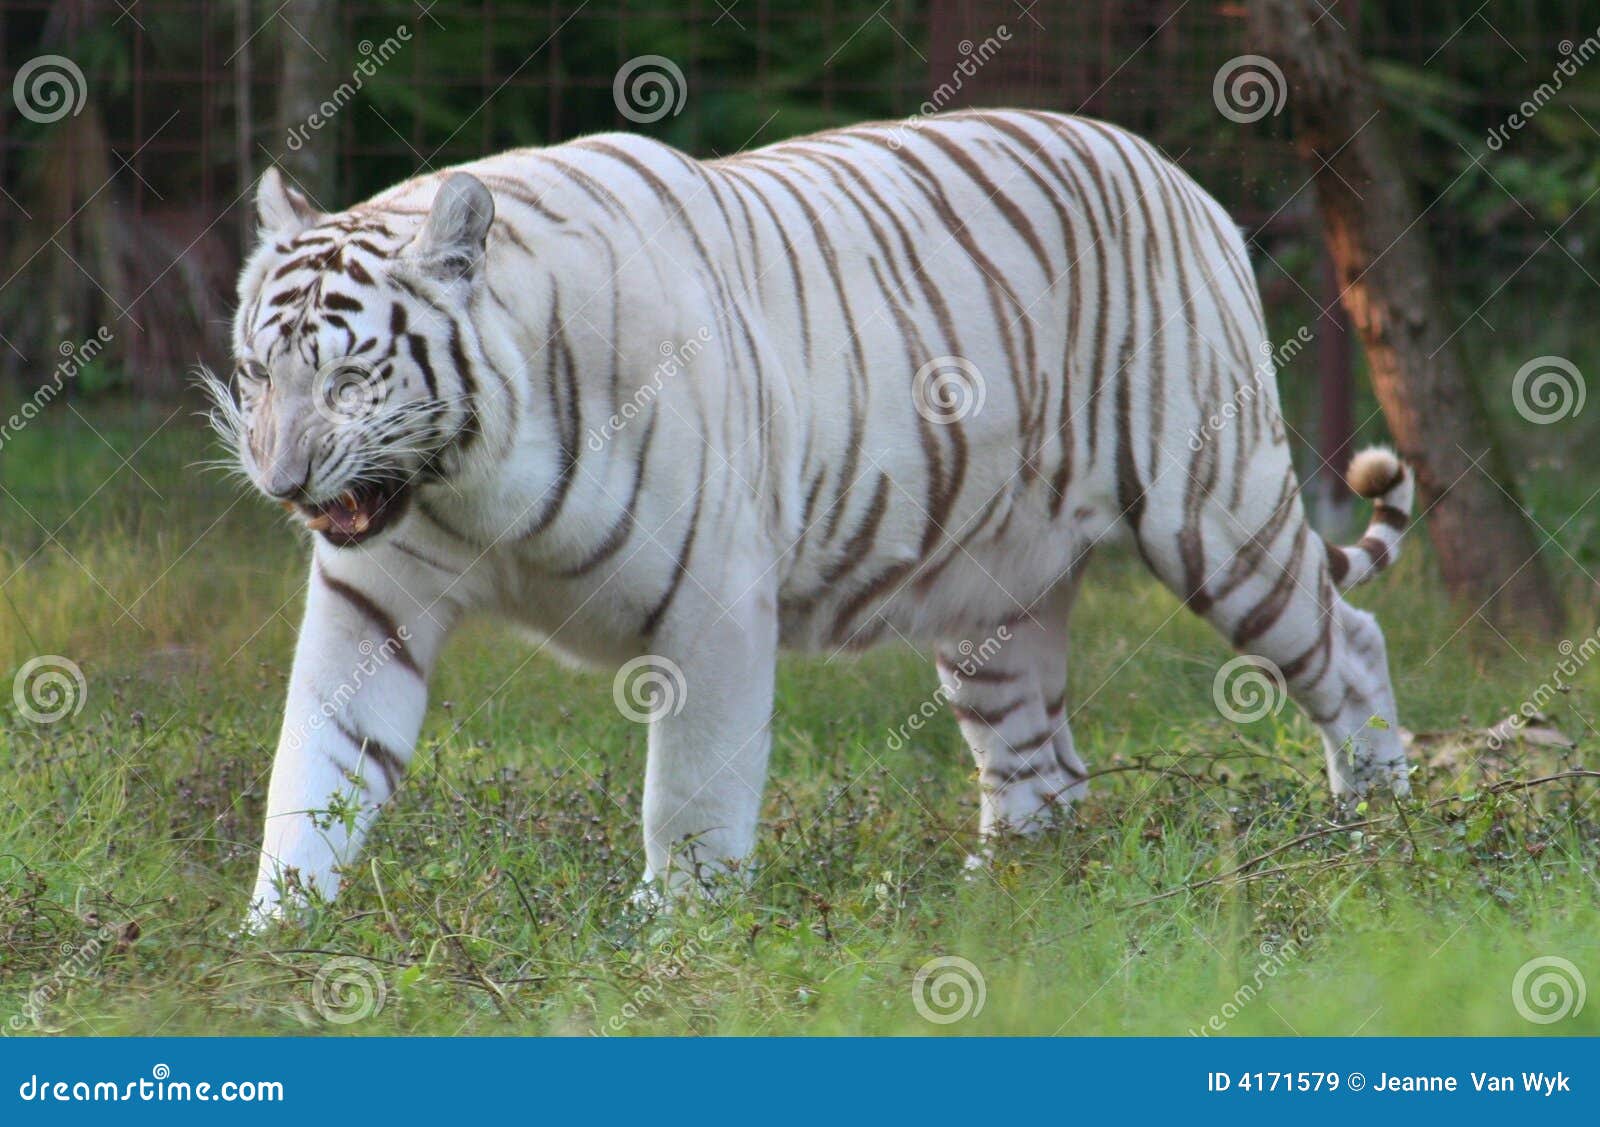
[1328, 446, 1413, 591]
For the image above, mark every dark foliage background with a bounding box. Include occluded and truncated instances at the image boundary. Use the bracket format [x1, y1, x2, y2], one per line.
[1, 1, 1596, 534]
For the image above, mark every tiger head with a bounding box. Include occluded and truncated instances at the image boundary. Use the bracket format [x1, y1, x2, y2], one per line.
[206, 167, 494, 548]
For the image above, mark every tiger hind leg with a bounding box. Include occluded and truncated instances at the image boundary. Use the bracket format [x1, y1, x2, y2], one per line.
[1214, 583, 1407, 797]
[935, 579, 1090, 844]
[1135, 455, 1411, 799]
[1028, 576, 1092, 805]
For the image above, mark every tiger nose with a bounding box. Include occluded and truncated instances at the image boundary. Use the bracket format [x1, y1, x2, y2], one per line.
[261, 454, 312, 502]
[258, 419, 317, 500]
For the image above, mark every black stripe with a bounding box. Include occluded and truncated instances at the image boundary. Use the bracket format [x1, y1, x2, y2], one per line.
[821, 473, 891, 586]
[1356, 535, 1391, 569]
[446, 318, 481, 455]
[318, 564, 421, 678]
[1373, 503, 1407, 530]
[1326, 542, 1351, 586]
[951, 697, 1030, 729]
[322, 292, 364, 313]
[521, 294, 582, 539]
[558, 412, 659, 578]
[641, 442, 709, 637]
[332, 717, 404, 793]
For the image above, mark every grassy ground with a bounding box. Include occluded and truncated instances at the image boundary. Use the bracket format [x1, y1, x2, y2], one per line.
[0, 401, 1596, 1036]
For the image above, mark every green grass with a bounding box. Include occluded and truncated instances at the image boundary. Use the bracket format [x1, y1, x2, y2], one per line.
[0, 401, 1596, 1036]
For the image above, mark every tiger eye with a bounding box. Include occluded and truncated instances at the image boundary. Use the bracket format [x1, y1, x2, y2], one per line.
[238, 359, 271, 387]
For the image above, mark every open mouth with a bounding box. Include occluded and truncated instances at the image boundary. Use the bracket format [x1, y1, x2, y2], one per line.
[284, 479, 411, 548]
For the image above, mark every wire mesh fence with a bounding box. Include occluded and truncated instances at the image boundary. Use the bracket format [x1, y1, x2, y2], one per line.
[0, 1, 1593, 406]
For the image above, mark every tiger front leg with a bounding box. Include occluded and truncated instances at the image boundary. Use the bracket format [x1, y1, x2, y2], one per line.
[635, 574, 778, 902]
[246, 549, 455, 927]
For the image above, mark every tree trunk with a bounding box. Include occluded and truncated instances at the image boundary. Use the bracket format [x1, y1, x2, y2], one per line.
[236, 0, 255, 256]
[272, 0, 339, 206]
[1248, 0, 1564, 636]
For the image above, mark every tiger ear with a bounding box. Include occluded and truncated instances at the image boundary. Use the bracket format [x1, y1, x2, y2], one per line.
[409, 173, 495, 281]
[255, 166, 319, 239]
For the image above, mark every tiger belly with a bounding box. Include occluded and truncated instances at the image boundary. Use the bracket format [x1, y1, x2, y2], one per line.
[776, 482, 1121, 652]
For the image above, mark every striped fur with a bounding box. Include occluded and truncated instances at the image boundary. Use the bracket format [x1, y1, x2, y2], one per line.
[220, 111, 1415, 922]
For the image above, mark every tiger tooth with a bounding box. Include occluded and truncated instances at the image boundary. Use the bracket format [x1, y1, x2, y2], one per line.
[340, 490, 358, 511]
[352, 511, 371, 534]
[304, 514, 332, 532]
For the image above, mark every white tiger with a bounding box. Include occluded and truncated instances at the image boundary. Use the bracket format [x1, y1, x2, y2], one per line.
[210, 110, 1414, 924]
